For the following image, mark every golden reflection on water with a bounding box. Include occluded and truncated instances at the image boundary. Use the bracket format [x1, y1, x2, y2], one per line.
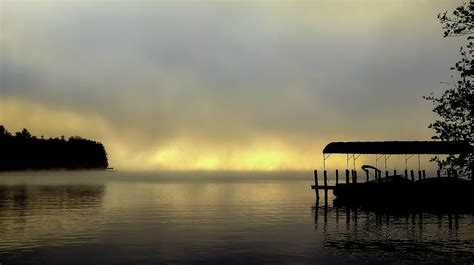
[0, 171, 472, 264]
[0, 185, 104, 250]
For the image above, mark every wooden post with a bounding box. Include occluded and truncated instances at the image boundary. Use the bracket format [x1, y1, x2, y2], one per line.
[323, 170, 328, 189]
[345, 169, 350, 184]
[335, 169, 339, 185]
[394, 169, 397, 176]
[353, 170, 358, 184]
[418, 170, 422, 181]
[385, 171, 389, 178]
[410, 170, 414, 181]
[404, 170, 408, 179]
[314, 170, 319, 199]
[365, 169, 369, 182]
[422, 170, 426, 179]
[323, 170, 328, 199]
[437, 170, 441, 178]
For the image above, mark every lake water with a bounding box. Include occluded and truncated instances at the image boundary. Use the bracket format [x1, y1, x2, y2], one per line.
[0, 171, 473, 264]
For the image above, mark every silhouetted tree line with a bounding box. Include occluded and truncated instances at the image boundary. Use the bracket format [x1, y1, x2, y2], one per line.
[0, 125, 108, 171]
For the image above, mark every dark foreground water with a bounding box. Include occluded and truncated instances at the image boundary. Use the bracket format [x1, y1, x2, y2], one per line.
[0, 171, 472, 264]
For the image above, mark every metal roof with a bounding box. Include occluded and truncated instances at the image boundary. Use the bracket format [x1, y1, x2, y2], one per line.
[322, 141, 472, 154]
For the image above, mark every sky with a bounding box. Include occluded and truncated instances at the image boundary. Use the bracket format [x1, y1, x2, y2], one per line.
[0, 0, 465, 171]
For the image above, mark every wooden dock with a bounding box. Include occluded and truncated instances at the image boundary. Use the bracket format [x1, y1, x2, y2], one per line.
[311, 168, 473, 206]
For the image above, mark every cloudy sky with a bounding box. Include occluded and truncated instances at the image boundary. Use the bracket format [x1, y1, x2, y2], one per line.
[0, 0, 464, 170]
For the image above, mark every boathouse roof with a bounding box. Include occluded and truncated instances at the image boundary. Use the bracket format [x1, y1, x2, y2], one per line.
[323, 141, 472, 154]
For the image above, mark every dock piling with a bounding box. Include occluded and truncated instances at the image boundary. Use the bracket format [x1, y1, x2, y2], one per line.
[346, 169, 350, 184]
[323, 170, 328, 187]
[323, 170, 328, 197]
[314, 170, 319, 199]
[394, 169, 397, 176]
[404, 169, 408, 179]
[353, 170, 358, 184]
[410, 170, 414, 181]
[422, 170, 426, 179]
[335, 169, 339, 185]
[418, 170, 422, 181]
[365, 169, 369, 182]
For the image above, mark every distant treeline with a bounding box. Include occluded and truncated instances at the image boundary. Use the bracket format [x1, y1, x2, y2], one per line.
[0, 125, 108, 171]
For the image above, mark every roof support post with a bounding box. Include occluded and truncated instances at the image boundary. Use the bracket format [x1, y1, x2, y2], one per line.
[323, 154, 331, 171]
[346, 154, 349, 169]
[417, 154, 421, 171]
[346, 154, 355, 170]
[375, 154, 383, 170]
[384, 155, 391, 171]
[404, 154, 414, 171]
[405, 154, 407, 171]
[353, 154, 356, 170]
[353, 154, 361, 171]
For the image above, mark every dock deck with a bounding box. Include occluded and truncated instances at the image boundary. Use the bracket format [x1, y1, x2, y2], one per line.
[311, 185, 336, 190]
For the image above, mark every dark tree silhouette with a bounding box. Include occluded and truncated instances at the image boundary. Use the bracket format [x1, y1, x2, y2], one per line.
[424, 1, 474, 176]
[438, 1, 474, 37]
[0, 125, 109, 171]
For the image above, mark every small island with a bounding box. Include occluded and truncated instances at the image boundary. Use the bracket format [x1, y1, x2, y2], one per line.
[0, 125, 109, 171]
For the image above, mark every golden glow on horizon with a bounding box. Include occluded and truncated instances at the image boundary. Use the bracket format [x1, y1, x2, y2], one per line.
[0, 98, 321, 170]
[0, 98, 438, 171]
[151, 140, 309, 170]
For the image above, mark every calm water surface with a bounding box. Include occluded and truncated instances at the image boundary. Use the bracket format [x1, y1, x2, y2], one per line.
[0, 171, 472, 264]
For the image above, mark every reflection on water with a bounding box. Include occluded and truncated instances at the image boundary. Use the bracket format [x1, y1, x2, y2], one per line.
[0, 171, 472, 264]
[0, 185, 105, 251]
[313, 199, 474, 263]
